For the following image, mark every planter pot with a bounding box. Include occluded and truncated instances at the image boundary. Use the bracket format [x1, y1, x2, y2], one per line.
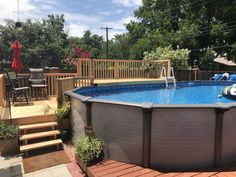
[59, 130, 71, 143]
[76, 155, 104, 177]
[75, 153, 103, 167]
[58, 118, 71, 131]
[0, 136, 19, 156]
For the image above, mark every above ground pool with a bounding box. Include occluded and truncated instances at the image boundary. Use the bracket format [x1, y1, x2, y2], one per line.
[66, 81, 236, 170]
[75, 81, 236, 105]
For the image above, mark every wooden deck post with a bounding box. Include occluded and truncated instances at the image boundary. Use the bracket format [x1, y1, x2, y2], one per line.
[77, 59, 81, 77]
[114, 61, 119, 79]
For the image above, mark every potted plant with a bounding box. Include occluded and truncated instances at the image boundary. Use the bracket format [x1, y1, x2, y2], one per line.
[74, 136, 105, 167]
[0, 122, 19, 156]
[44, 102, 71, 141]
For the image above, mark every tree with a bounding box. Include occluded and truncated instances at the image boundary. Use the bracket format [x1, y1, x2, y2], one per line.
[126, 0, 236, 69]
[104, 33, 131, 59]
[0, 14, 67, 70]
[66, 30, 103, 59]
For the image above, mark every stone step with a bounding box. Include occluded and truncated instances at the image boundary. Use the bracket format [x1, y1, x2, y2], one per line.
[19, 130, 60, 141]
[20, 139, 62, 152]
[19, 122, 57, 131]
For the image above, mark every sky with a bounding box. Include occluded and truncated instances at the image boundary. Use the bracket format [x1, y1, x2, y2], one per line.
[0, 0, 142, 39]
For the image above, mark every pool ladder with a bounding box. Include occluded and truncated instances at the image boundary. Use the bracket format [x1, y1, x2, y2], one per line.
[161, 66, 176, 88]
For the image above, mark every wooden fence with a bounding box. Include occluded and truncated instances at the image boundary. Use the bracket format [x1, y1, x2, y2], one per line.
[15, 73, 77, 96]
[77, 59, 171, 79]
[175, 70, 236, 81]
[57, 77, 94, 106]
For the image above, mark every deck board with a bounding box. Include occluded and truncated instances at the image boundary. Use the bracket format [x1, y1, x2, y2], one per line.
[10, 97, 57, 119]
[86, 160, 236, 177]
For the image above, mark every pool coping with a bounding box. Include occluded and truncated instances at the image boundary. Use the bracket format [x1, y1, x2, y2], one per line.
[65, 81, 236, 110]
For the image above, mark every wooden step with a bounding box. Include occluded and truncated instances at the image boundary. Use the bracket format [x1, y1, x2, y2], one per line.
[19, 130, 60, 141]
[20, 139, 62, 152]
[19, 122, 58, 131]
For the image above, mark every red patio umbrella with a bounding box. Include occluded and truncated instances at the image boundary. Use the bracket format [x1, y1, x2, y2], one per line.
[11, 40, 22, 74]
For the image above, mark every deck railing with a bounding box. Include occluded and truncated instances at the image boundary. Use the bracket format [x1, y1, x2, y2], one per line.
[57, 77, 94, 105]
[45, 73, 77, 96]
[77, 59, 171, 79]
[14, 73, 77, 96]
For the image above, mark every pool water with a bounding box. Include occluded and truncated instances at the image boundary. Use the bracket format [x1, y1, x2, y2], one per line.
[93, 84, 236, 104]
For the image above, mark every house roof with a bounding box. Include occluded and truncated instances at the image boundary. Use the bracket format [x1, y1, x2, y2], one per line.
[214, 57, 236, 66]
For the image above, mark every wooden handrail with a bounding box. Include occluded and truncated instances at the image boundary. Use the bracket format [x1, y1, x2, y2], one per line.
[76, 58, 170, 79]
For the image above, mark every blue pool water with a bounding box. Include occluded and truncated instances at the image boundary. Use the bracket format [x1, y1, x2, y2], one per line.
[76, 82, 236, 104]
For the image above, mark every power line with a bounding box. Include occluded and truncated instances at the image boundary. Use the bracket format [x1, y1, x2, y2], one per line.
[190, 44, 236, 52]
[101, 26, 112, 59]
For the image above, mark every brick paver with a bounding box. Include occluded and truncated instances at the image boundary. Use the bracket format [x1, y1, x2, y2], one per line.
[0, 155, 72, 177]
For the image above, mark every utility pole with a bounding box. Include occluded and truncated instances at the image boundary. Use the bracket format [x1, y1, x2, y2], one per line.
[101, 26, 112, 59]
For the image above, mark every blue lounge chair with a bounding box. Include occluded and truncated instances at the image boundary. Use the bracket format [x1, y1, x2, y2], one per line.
[210, 73, 231, 81]
[229, 74, 236, 81]
[210, 74, 223, 80]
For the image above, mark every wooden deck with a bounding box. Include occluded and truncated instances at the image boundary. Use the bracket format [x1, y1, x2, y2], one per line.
[1, 97, 57, 121]
[86, 160, 236, 177]
[94, 78, 161, 85]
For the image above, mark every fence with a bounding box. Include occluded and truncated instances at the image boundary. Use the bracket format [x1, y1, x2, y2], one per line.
[57, 77, 94, 106]
[175, 70, 236, 81]
[77, 59, 171, 79]
[14, 73, 77, 96]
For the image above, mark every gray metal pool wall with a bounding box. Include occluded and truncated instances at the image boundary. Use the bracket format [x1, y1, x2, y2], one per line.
[66, 91, 236, 170]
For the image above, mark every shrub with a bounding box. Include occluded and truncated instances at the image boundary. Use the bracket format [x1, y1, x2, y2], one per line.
[74, 136, 105, 165]
[143, 45, 190, 71]
[55, 102, 71, 121]
[0, 123, 18, 140]
[43, 102, 71, 122]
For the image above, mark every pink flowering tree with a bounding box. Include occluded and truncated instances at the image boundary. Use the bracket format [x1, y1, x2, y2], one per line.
[62, 43, 91, 69]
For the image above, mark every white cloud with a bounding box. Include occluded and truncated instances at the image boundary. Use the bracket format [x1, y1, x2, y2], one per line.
[0, 0, 35, 23]
[112, 0, 142, 7]
[0, 0, 137, 39]
[66, 23, 89, 37]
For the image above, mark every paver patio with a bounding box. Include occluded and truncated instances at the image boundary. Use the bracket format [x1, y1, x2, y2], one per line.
[0, 155, 72, 177]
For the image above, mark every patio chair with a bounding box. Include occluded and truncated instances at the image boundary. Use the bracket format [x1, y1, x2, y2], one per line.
[210, 73, 229, 81]
[29, 68, 47, 100]
[4, 69, 30, 104]
[210, 73, 223, 80]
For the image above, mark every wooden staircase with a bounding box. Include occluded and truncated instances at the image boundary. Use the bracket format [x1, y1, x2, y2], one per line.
[19, 121, 62, 155]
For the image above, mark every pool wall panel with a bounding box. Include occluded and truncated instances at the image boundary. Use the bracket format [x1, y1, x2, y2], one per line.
[71, 97, 87, 137]
[222, 108, 236, 164]
[91, 103, 143, 165]
[151, 109, 215, 169]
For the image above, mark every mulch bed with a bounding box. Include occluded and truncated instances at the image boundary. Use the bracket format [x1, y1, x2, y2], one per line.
[22, 150, 71, 174]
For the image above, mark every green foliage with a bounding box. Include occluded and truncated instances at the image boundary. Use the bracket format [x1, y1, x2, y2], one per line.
[74, 136, 104, 164]
[56, 102, 71, 121]
[126, 0, 236, 68]
[43, 102, 71, 122]
[0, 123, 18, 140]
[198, 48, 216, 70]
[106, 33, 131, 59]
[0, 14, 67, 69]
[143, 46, 190, 70]
[65, 30, 103, 59]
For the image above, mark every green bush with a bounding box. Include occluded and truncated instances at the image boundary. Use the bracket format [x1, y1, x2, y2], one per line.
[74, 136, 105, 165]
[55, 102, 71, 122]
[43, 102, 71, 122]
[143, 45, 190, 70]
[0, 123, 18, 140]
